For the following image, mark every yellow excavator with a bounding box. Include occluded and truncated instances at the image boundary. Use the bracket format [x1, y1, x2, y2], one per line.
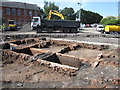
[48, 10, 65, 20]
[8, 20, 17, 30]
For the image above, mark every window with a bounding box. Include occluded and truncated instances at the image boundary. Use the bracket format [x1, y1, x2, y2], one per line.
[7, 8, 10, 15]
[2, 19, 6, 24]
[12, 8, 16, 15]
[17, 9, 21, 16]
[24, 10, 27, 16]
[34, 11, 37, 16]
[9, 21, 14, 24]
[32, 18, 38, 22]
[1, 10, 2, 18]
[29, 11, 32, 16]
[2, 8, 6, 15]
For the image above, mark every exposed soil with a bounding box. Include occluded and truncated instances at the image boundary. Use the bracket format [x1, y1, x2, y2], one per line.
[1, 37, 120, 88]
[65, 48, 110, 62]
[43, 45, 67, 53]
[3, 62, 71, 82]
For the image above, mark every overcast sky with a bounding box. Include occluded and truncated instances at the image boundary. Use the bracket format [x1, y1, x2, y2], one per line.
[8, 0, 119, 17]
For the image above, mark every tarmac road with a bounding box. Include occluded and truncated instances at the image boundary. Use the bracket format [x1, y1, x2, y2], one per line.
[1, 26, 118, 33]
[2, 27, 101, 35]
[1, 27, 119, 47]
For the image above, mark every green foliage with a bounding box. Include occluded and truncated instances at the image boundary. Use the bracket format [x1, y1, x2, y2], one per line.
[43, 2, 76, 20]
[105, 16, 116, 20]
[76, 9, 103, 24]
[60, 7, 76, 20]
[43, 1, 59, 19]
[40, 9, 46, 19]
[100, 16, 119, 25]
[118, 19, 120, 24]
[42, 1, 103, 21]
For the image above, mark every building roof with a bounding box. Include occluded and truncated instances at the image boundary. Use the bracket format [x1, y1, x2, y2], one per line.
[0, 0, 40, 10]
[0, 0, 9, 2]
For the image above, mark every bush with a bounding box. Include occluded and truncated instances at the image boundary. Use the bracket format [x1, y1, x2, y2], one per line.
[100, 16, 119, 25]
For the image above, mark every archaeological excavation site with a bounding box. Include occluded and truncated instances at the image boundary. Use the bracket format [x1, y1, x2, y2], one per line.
[1, 36, 120, 88]
[1, 0, 120, 89]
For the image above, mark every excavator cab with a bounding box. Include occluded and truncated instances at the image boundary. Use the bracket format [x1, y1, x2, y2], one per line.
[48, 10, 64, 20]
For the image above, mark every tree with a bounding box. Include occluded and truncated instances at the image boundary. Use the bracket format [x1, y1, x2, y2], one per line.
[100, 16, 119, 25]
[43, 1, 59, 19]
[76, 9, 103, 24]
[105, 16, 116, 20]
[39, 8, 46, 19]
[60, 7, 76, 20]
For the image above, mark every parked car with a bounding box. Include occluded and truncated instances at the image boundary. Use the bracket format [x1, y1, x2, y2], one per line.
[96, 25, 104, 32]
[85, 24, 92, 28]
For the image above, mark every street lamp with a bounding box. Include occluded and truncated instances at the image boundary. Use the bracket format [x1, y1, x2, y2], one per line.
[78, 0, 82, 21]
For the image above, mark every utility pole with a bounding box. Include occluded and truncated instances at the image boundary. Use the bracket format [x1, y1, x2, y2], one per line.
[78, 0, 82, 21]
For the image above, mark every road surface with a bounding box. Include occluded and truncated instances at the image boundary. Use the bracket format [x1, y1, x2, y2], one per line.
[1, 27, 119, 46]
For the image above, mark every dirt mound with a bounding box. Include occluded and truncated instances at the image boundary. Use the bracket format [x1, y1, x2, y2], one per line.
[19, 23, 32, 32]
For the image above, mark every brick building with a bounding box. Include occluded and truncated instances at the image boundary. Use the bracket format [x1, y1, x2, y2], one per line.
[0, 0, 40, 26]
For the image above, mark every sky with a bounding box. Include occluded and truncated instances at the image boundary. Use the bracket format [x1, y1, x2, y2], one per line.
[8, 0, 119, 17]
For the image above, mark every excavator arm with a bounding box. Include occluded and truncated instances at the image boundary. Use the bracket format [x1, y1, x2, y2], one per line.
[48, 10, 64, 20]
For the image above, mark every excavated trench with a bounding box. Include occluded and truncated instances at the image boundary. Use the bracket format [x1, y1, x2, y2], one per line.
[2, 37, 120, 88]
[2, 38, 111, 77]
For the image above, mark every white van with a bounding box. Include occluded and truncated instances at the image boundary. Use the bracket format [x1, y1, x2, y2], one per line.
[96, 25, 104, 32]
